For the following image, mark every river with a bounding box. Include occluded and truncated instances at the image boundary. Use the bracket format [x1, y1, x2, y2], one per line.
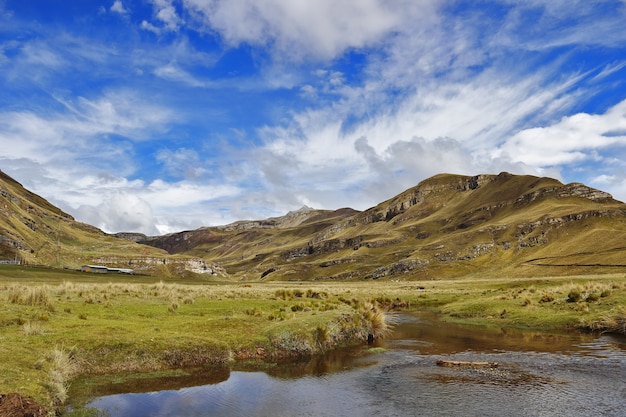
[77, 311, 626, 417]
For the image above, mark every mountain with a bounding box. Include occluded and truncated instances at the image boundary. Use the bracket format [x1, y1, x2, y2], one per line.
[0, 170, 224, 278]
[140, 172, 626, 280]
[3, 169, 626, 280]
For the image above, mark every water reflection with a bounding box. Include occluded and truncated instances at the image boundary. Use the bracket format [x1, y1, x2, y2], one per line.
[79, 311, 626, 417]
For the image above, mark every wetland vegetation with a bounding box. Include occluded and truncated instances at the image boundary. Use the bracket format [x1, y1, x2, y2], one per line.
[1, 265, 625, 415]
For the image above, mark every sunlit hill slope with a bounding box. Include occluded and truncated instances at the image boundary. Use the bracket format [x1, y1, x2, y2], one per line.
[2, 169, 626, 280]
[0, 170, 223, 278]
[139, 172, 626, 280]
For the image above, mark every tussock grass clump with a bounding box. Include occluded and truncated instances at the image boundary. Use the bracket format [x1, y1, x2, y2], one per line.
[168, 301, 179, 313]
[7, 285, 56, 311]
[567, 288, 582, 303]
[359, 302, 396, 340]
[539, 294, 554, 303]
[7, 284, 23, 303]
[245, 307, 262, 316]
[23, 321, 45, 336]
[291, 303, 305, 312]
[274, 289, 293, 300]
[44, 347, 79, 408]
[580, 307, 626, 335]
[313, 325, 330, 349]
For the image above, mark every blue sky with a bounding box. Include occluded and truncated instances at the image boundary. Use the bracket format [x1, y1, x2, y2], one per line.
[1, 0, 626, 235]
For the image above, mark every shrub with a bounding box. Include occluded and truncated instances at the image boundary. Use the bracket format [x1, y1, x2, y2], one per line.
[567, 288, 582, 303]
[585, 293, 600, 303]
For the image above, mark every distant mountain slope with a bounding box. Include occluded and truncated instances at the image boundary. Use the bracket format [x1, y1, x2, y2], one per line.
[0, 170, 224, 278]
[142, 172, 626, 280]
[4, 169, 626, 280]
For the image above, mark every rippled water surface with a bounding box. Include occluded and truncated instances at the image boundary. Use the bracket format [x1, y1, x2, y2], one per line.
[81, 312, 626, 417]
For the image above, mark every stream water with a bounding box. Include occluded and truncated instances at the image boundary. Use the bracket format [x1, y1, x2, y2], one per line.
[78, 311, 626, 417]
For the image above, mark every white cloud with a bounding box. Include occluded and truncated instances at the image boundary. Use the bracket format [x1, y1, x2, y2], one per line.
[76, 192, 157, 235]
[0, 90, 173, 174]
[153, 63, 209, 87]
[495, 99, 626, 167]
[155, 148, 206, 179]
[3, 0, 626, 235]
[182, 0, 425, 61]
[110, 1, 128, 15]
[145, 0, 183, 32]
[140, 20, 161, 34]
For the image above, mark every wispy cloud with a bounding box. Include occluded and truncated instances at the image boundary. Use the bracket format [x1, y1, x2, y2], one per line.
[1, 0, 626, 233]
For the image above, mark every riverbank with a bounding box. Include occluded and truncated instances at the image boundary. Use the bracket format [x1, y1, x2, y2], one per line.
[0, 268, 624, 414]
[0, 276, 402, 413]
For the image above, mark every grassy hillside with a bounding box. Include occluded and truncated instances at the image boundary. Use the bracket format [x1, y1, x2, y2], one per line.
[4, 169, 626, 281]
[143, 172, 626, 280]
[0, 170, 226, 279]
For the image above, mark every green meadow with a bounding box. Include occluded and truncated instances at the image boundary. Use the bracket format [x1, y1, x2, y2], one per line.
[0, 265, 625, 413]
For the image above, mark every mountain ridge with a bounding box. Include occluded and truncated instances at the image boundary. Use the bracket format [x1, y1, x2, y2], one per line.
[139, 172, 626, 280]
[2, 169, 626, 280]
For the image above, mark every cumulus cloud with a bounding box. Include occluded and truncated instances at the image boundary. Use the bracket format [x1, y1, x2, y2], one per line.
[110, 1, 128, 15]
[182, 0, 420, 60]
[145, 0, 183, 32]
[76, 192, 158, 235]
[140, 20, 161, 34]
[495, 98, 626, 167]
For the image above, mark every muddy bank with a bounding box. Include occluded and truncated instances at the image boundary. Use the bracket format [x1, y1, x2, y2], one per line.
[0, 393, 47, 417]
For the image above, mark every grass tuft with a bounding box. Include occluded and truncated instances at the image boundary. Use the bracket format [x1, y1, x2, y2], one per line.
[23, 321, 45, 336]
[44, 346, 79, 408]
[581, 307, 626, 335]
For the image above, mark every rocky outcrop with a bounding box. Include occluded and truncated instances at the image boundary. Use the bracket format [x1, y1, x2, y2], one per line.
[515, 183, 614, 207]
[216, 206, 320, 231]
[91, 256, 227, 276]
[112, 232, 148, 242]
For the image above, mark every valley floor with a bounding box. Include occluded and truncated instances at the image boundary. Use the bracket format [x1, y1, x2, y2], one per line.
[0, 265, 624, 414]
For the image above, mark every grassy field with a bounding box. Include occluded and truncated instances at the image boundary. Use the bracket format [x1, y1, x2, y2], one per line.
[1, 265, 625, 414]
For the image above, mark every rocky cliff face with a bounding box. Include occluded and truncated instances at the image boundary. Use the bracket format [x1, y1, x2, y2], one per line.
[91, 256, 227, 276]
